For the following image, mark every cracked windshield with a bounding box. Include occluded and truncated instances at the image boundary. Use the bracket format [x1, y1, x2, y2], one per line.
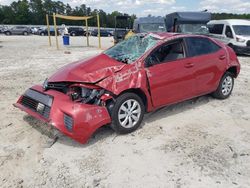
[104, 34, 159, 64]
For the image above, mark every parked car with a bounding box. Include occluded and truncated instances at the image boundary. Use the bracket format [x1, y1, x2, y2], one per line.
[91, 29, 112, 37]
[208, 19, 250, 55]
[14, 33, 240, 144]
[67, 27, 85, 36]
[39, 27, 59, 36]
[0, 25, 7, 34]
[4, 26, 31, 35]
[30, 26, 40, 34]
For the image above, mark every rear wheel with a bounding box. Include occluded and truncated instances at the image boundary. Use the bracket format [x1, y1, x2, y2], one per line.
[212, 72, 234, 99]
[110, 93, 145, 134]
[23, 31, 28, 35]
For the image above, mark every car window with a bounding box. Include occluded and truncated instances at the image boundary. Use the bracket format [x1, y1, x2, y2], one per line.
[146, 40, 185, 66]
[185, 37, 221, 57]
[208, 24, 224, 34]
[225, 26, 234, 38]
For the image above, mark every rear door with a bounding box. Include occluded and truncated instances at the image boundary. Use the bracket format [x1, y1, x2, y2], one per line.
[145, 39, 196, 108]
[184, 37, 226, 95]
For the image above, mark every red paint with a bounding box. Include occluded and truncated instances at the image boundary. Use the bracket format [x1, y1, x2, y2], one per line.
[14, 33, 240, 144]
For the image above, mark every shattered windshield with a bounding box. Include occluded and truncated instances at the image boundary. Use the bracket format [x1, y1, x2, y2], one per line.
[104, 34, 159, 64]
[233, 25, 250, 36]
[140, 23, 166, 32]
[178, 24, 209, 34]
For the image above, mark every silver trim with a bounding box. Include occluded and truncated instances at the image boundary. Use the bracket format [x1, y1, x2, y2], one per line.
[118, 99, 141, 128]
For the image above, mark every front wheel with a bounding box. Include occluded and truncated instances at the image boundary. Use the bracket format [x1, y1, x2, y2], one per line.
[212, 72, 234, 99]
[110, 93, 145, 134]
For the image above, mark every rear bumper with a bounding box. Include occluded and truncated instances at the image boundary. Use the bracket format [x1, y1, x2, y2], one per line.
[14, 85, 111, 144]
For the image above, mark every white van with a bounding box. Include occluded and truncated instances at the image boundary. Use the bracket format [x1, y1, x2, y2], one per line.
[207, 19, 250, 54]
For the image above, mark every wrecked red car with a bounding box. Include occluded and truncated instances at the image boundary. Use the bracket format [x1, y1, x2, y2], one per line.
[14, 33, 240, 143]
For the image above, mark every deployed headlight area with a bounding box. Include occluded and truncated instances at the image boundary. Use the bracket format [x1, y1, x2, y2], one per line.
[68, 84, 106, 105]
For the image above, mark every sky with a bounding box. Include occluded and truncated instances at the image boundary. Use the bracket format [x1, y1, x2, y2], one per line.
[0, 0, 250, 16]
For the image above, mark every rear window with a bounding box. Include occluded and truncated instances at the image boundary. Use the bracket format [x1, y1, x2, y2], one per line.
[208, 24, 224, 34]
[185, 37, 221, 57]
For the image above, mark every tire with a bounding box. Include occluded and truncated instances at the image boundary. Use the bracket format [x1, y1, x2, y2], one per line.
[212, 72, 234, 99]
[23, 31, 28, 36]
[110, 93, 145, 134]
[71, 32, 76, 36]
[40, 32, 45, 36]
[5, 31, 11, 35]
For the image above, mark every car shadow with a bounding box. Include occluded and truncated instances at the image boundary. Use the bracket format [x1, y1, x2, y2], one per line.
[237, 54, 250, 57]
[23, 94, 213, 147]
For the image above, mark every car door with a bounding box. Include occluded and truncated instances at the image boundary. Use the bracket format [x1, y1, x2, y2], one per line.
[16, 26, 24, 35]
[145, 39, 196, 108]
[11, 26, 19, 34]
[184, 37, 226, 96]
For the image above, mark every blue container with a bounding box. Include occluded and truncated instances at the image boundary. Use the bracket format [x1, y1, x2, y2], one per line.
[63, 35, 70, 45]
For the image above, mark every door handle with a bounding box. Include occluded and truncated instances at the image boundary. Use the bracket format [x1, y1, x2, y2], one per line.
[185, 62, 194, 68]
[219, 55, 226, 60]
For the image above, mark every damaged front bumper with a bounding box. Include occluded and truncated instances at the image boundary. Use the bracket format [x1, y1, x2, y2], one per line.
[14, 85, 111, 144]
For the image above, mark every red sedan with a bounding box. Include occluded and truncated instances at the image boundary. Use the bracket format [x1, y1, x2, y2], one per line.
[14, 33, 240, 144]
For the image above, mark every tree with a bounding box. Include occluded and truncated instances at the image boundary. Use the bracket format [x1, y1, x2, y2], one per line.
[1, 0, 250, 26]
[30, 0, 45, 24]
[10, 0, 31, 24]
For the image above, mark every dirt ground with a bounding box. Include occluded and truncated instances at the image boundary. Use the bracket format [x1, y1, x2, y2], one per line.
[0, 35, 250, 188]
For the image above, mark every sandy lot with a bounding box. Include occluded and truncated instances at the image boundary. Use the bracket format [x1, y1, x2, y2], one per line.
[0, 35, 250, 188]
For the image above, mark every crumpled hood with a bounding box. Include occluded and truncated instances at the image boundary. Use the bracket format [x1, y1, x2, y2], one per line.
[48, 54, 125, 83]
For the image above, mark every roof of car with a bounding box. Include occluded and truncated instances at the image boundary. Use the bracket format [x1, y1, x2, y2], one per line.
[149, 32, 183, 39]
[208, 19, 250, 25]
[148, 32, 213, 41]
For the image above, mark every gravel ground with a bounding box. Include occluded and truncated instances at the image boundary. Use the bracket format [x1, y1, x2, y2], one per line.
[0, 35, 250, 188]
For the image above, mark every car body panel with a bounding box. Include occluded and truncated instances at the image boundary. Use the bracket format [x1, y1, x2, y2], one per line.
[48, 54, 126, 83]
[187, 49, 227, 96]
[145, 58, 196, 107]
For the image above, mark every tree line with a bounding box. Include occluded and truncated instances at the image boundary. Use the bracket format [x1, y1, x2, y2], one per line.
[0, 0, 136, 28]
[0, 0, 250, 27]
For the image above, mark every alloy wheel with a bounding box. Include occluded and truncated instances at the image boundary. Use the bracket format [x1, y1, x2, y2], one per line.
[222, 76, 233, 96]
[118, 99, 141, 128]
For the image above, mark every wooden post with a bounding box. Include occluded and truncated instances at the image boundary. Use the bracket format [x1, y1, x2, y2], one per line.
[97, 13, 101, 49]
[53, 13, 59, 50]
[46, 14, 51, 47]
[86, 19, 89, 47]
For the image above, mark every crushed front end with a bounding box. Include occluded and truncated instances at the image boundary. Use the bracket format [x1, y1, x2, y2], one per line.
[14, 82, 112, 144]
